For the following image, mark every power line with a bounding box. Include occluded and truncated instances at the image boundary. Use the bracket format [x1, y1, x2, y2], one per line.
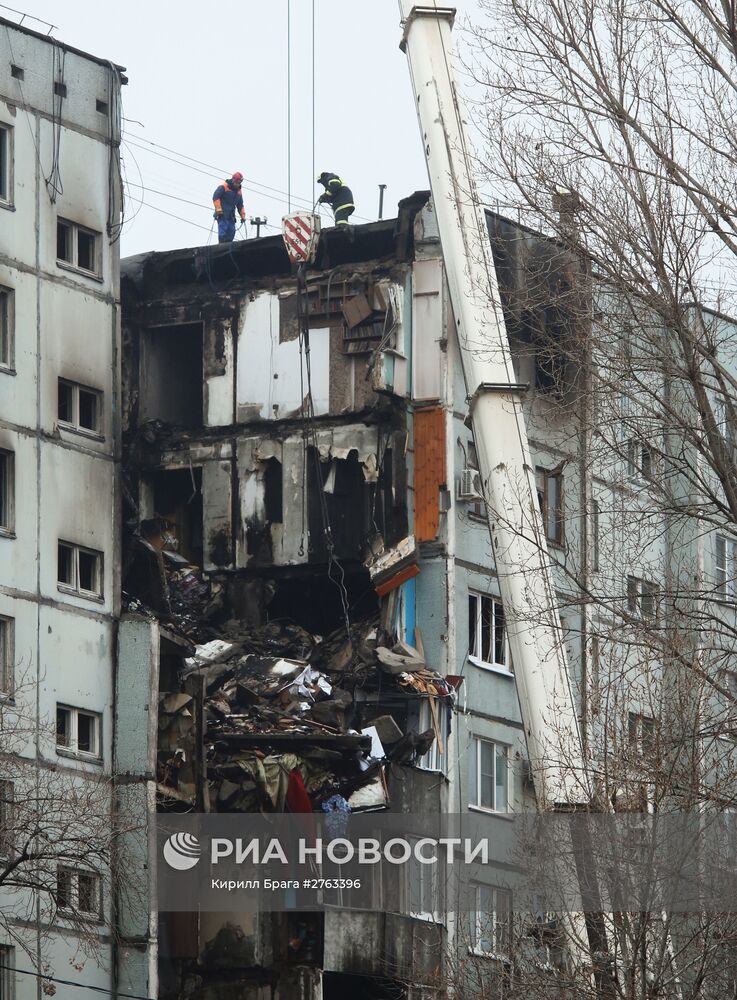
[126, 181, 212, 213]
[123, 138, 319, 218]
[123, 133, 315, 211]
[135, 199, 214, 233]
[0, 963, 155, 1000]
[124, 181, 278, 232]
[122, 133, 373, 223]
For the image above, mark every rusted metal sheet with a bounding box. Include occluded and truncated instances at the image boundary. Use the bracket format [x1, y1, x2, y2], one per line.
[413, 407, 446, 541]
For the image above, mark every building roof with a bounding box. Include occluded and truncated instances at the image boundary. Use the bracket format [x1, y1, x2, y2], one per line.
[121, 192, 431, 293]
[0, 14, 127, 76]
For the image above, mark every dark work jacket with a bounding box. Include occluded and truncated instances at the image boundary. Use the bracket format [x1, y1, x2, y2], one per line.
[212, 180, 245, 219]
[320, 174, 354, 212]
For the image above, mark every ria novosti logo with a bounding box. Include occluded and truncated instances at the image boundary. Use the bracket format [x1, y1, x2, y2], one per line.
[163, 833, 202, 871]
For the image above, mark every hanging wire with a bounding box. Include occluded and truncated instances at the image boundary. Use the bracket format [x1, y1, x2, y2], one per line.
[311, 0, 316, 203]
[295, 266, 352, 635]
[106, 62, 125, 244]
[45, 40, 65, 203]
[287, 0, 292, 213]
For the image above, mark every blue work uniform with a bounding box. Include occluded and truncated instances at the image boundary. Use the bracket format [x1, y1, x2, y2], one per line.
[213, 180, 245, 243]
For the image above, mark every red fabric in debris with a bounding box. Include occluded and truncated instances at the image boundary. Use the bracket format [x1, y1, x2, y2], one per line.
[286, 768, 313, 814]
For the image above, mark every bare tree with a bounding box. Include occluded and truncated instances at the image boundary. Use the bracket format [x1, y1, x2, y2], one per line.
[0, 674, 145, 979]
[432, 2, 737, 993]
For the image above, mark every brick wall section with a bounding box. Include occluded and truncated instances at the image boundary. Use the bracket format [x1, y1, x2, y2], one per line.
[413, 407, 446, 541]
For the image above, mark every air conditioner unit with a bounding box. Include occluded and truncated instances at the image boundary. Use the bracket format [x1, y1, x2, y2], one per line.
[458, 468, 483, 501]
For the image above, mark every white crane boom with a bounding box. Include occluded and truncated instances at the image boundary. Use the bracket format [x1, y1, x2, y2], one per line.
[399, 2, 587, 807]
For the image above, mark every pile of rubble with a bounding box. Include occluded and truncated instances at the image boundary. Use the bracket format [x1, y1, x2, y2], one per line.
[158, 617, 455, 814]
[123, 518, 225, 638]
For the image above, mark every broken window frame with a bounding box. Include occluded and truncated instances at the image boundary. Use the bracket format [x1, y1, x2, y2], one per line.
[535, 466, 564, 545]
[56, 865, 102, 918]
[56, 218, 101, 277]
[468, 592, 510, 673]
[0, 124, 12, 205]
[0, 449, 15, 535]
[416, 698, 447, 773]
[471, 737, 510, 813]
[0, 286, 13, 371]
[0, 616, 14, 697]
[57, 541, 104, 600]
[467, 440, 486, 520]
[55, 704, 102, 760]
[57, 378, 103, 437]
[470, 883, 513, 959]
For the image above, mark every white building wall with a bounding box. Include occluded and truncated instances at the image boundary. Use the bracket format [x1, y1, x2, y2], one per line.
[0, 16, 125, 999]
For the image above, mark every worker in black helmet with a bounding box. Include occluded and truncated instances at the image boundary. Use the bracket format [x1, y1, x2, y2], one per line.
[317, 172, 355, 226]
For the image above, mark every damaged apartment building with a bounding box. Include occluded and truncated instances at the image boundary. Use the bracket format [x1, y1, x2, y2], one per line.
[115, 195, 578, 1000]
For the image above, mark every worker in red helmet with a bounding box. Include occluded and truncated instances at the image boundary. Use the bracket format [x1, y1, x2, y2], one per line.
[212, 172, 246, 243]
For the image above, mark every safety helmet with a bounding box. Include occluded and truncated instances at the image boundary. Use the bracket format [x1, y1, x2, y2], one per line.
[317, 172, 330, 185]
[231, 171, 244, 185]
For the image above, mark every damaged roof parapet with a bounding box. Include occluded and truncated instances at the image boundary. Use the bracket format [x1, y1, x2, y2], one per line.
[121, 191, 430, 296]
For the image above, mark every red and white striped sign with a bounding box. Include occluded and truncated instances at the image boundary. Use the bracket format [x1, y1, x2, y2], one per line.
[282, 213, 321, 265]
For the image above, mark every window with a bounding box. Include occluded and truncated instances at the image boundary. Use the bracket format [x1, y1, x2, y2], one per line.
[417, 698, 447, 772]
[716, 535, 737, 600]
[719, 670, 737, 713]
[56, 219, 100, 276]
[535, 467, 564, 544]
[0, 287, 14, 370]
[57, 379, 102, 435]
[0, 780, 14, 857]
[10, 65, 23, 80]
[467, 440, 485, 518]
[53, 82, 67, 98]
[408, 837, 441, 920]
[56, 867, 101, 917]
[468, 593, 509, 671]
[627, 575, 658, 619]
[56, 705, 102, 759]
[57, 542, 103, 598]
[628, 712, 656, 755]
[0, 617, 14, 696]
[715, 396, 736, 456]
[0, 125, 11, 204]
[263, 458, 283, 523]
[0, 944, 15, 999]
[0, 451, 14, 535]
[591, 498, 599, 572]
[470, 884, 512, 957]
[471, 737, 509, 812]
[589, 635, 601, 713]
[627, 438, 654, 481]
[95, 99, 109, 115]
[618, 325, 633, 366]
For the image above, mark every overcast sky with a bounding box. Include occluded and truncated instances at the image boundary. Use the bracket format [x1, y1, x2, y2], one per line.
[8, 0, 478, 257]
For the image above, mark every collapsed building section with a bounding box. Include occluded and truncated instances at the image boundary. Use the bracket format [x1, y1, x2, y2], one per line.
[118, 194, 457, 1000]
